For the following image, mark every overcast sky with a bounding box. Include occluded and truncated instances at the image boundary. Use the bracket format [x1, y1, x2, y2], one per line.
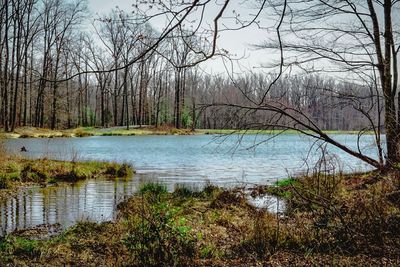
[86, 0, 278, 75]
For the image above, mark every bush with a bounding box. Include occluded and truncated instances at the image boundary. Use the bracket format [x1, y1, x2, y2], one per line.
[116, 163, 133, 178]
[237, 210, 279, 259]
[124, 183, 196, 266]
[202, 182, 220, 197]
[105, 162, 133, 178]
[173, 186, 195, 199]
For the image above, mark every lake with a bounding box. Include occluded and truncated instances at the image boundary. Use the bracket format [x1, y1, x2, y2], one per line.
[1, 134, 378, 234]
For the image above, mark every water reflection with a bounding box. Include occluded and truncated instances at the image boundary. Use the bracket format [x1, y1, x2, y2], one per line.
[0, 174, 284, 235]
[0, 177, 138, 235]
[1, 135, 377, 234]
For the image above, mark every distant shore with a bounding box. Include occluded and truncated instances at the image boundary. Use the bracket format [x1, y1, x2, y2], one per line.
[0, 126, 375, 139]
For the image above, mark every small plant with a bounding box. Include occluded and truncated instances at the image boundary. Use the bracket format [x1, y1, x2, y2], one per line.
[139, 183, 168, 197]
[199, 244, 217, 259]
[275, 177, 298, 187]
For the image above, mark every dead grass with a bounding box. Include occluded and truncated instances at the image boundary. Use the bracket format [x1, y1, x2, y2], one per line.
[2, 175, 399, 266]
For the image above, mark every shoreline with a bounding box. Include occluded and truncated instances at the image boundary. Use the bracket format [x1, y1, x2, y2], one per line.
[1, 171, 400, 265]
[0, 126, 376, 139]
[1, 140, 397, 265]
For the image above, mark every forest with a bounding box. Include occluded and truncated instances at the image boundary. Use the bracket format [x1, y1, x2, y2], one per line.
[0, 0, 382, 132]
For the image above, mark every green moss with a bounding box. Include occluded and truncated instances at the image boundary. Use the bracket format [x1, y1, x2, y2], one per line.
[124, 183, 196, 266]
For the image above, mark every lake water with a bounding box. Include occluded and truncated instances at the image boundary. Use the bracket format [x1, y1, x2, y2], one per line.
[1, 134, 379, 234]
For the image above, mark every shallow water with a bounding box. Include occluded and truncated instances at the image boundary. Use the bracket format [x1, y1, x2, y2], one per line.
[1, 134, 378, 234]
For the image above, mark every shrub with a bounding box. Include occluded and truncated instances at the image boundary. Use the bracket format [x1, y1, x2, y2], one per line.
[236, 210, 279, 259]
[201, 182, 220, 198]
[116, 163, 133, 178]
[173, 186, 195, 199]
[124, 183, 196, 266]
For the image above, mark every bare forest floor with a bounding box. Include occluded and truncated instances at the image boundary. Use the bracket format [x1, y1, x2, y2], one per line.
[0, 126, 373, 139]
[1, 167, 400, 266]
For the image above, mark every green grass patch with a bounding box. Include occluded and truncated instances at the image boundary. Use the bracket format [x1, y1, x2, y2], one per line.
[0, 158, 135, 187]
[0, 236, 40, 257]
[275, 177, 298, 187]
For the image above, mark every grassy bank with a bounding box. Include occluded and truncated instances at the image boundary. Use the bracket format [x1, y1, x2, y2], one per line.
[0, 126, 374, 139]
[0, 126, 194, 139]
[0, 156, 134, 201]
[1, 170, 400, 266]
[196, 129, 374, 135]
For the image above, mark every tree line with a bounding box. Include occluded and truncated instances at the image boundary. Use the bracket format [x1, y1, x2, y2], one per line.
[0, 0, 383, 134]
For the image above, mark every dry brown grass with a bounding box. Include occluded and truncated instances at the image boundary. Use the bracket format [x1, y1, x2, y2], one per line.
[1, 173, 400, 266]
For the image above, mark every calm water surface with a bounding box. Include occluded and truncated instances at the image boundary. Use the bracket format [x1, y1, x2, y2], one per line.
[1, 134, 378, 234]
